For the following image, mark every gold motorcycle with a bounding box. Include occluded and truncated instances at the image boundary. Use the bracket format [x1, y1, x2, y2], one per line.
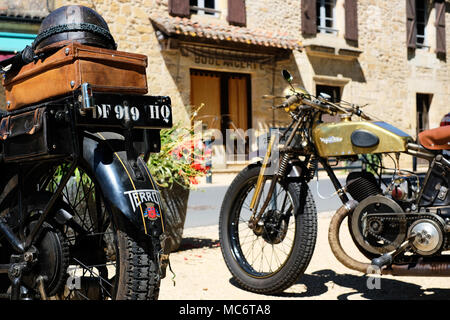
[218, 70, 450, 294]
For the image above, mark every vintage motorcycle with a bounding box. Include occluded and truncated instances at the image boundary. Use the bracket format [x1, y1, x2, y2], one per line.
[219, 69, 450, 294]
[0, 6, 172, 300]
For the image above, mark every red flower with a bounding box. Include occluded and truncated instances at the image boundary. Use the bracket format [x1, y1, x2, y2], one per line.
[189, 176, 199, 185]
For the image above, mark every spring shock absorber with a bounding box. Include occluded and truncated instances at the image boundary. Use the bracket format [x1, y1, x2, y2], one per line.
[306, 155, 318, 180]
[277, 153, 290, 177]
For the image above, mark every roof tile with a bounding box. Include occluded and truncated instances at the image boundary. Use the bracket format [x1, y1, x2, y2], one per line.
[151, 15, 302, 51]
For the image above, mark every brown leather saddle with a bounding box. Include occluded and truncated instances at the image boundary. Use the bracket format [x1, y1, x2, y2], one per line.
[418, 126, 450, 150]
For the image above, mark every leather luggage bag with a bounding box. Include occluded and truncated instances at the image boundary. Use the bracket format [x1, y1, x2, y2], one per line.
[0, 106, 73, 162]
[2, 41, 148, 111]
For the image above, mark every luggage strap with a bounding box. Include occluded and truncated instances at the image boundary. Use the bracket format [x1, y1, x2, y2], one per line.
[33, 23, 116, 50]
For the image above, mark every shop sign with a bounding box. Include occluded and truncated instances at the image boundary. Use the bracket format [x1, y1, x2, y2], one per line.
[194, 53, 265, 70]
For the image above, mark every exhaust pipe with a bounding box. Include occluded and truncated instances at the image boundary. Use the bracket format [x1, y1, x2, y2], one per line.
[382, 257, 450, 277]
[328, 200, 371, 274]
[328, 201, 450, 276]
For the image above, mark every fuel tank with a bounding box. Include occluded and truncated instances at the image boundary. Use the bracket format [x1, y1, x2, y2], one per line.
[312, 120, 414, 157]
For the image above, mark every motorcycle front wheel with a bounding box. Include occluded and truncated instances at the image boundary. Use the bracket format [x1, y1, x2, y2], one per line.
[219, 165, 317, 294]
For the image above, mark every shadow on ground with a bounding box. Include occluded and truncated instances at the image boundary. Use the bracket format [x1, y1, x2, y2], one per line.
[229, 269, 450, 300]
[176, 237, 220, 252]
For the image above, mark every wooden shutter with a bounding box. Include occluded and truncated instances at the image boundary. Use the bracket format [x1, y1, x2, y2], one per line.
[435, 0, 446, 55]
[345, 0, 358, 41]
[302, 0, 317, 36]
[406, 0, 416, 49]
[169, 0, 190, 17]
[228, 77, 248, 131]
[227, 0, 246, 26]
[191, 72, 222, 131]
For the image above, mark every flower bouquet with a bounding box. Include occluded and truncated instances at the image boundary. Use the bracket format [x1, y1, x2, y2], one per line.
[147, 115, 211, 252]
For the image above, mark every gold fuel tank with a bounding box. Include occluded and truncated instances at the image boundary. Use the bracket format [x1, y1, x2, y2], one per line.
[312, 120, 414, 157]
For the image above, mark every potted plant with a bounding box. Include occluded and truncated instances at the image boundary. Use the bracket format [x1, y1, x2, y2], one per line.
[146, 120, 210, 252]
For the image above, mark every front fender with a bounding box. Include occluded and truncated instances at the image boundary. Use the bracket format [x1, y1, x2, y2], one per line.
[82, 131, 165, 240]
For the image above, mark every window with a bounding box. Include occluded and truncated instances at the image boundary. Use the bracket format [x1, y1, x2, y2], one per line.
[190, 0, 220, 16]
[317, 84, 341, 123]
[416, 93, 431, 134]
[316, 0, 337, 35]
[316, 84, 341, 103]
[414, 93, 432, 169]
[415, 0, 428, 48]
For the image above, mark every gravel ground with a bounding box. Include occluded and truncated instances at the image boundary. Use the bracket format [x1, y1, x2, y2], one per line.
[159, 211, 450, 300]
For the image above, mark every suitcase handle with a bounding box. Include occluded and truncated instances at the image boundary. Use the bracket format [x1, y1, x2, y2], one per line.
[0, 46, 36, 72]
[0, 108, 45, 140]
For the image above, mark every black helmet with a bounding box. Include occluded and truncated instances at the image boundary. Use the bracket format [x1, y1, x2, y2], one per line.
[33, 5, 117, 52]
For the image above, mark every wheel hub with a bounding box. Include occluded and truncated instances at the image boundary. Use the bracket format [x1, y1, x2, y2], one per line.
[259, 210, 289, 245]
[21, 222, 69, 297]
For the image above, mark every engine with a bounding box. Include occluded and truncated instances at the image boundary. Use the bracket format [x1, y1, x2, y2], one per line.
[345, 170, 448, 258]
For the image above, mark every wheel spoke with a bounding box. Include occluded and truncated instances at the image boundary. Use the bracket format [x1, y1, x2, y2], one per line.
[232, 177, 298, 276]
[45, 165, 118, 300]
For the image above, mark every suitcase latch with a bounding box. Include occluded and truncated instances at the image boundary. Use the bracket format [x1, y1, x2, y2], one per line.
[78, 82, 95, 116]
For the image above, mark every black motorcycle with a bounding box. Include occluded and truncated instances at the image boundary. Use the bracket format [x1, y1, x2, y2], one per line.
[0, 6, 173, 300]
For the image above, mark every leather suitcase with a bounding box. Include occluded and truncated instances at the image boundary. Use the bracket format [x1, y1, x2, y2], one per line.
[2, 41, 148, 111]
[0, 106, 73, 162]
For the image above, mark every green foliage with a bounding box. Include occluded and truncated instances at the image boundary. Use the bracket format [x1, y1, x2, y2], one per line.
[363, 154, 381, 176]
[146, 122, 210, 189]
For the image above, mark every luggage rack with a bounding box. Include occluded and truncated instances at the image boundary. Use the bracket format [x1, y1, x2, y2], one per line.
[0, 83, 173, 163]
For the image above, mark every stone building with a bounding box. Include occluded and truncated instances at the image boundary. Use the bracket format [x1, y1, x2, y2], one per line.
[2, 0, 450, 170]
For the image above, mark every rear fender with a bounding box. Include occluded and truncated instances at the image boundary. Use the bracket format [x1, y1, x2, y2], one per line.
[82, 132, 166, 241]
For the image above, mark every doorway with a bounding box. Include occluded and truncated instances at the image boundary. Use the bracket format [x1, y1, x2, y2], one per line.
[190, 69, 251, 141]
[190, 69, 252, 164]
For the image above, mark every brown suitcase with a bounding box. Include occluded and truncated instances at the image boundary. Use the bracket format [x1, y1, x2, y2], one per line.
[2, 41, 148, 111]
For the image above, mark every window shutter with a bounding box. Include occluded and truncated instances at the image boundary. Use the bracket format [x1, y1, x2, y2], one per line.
[227, 0, 246, 27]
[345, 0, 358, 41]
[406, 0, 416, 49]
[169, 0, 190, 17]
[301, 0, 317, 36]
[435, 0, 446, 55]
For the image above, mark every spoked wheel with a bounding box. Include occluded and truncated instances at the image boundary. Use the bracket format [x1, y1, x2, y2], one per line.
[219, 165, 317, 294]
[42, 162, 160, 300]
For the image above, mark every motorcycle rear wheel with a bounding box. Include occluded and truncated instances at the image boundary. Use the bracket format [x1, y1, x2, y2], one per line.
[219, 165, 317, 294]
[42, 163, 160, 300]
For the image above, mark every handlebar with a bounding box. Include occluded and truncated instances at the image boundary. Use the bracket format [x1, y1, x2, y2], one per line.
[274, 93, 334, 115]
[274, 93, 371, 120]
[273, 94, 301, 109]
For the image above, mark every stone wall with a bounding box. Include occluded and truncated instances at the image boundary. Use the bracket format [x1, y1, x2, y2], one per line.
[36, 0, 450, 169]
[55, 0, 191, 125]
[0, 0, 54, 18]
[54, 0, 448, 129]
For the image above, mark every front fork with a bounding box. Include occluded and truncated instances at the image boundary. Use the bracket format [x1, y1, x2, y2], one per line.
[248, 118, 302, 230]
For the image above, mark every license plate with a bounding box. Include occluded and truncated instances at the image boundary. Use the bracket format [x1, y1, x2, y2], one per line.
[76, 93, 173, 129]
